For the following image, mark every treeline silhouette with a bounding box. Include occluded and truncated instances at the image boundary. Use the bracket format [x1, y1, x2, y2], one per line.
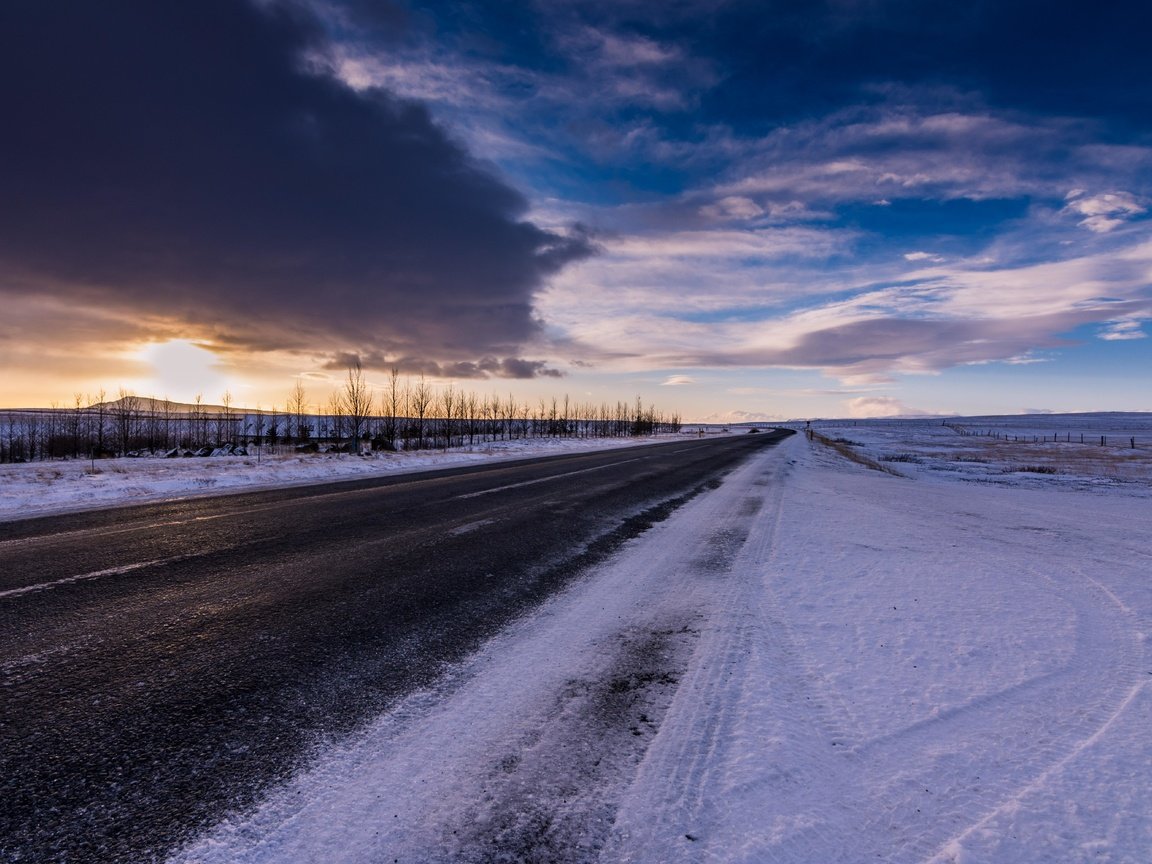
[0, 366, 682, 463]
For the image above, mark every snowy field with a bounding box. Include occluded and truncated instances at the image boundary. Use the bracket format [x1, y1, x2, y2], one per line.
[802, 412, 1152, 495]
[0, 434, 681, 522]
[168, 420, 1152, 864]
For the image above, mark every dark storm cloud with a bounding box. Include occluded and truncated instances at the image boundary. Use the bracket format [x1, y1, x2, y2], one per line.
[321, 350, 561, 378]
[0, 0, 592, 374]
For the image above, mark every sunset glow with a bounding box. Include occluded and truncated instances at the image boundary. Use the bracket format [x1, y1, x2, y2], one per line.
[134, 340, 230, 405]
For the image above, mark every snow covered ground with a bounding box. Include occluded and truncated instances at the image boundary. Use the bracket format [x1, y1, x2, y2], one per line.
[802, 412, 1152, 495]
[0, 435, 682, 522]
[169, 422, 1152, 864]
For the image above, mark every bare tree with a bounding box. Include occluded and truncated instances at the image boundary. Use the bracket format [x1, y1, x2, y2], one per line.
[267, 403, 281, 448]
[160, 398, 176, 451]
[109, 388, 142, 455]
[325, 391, 345, 444]
[91, 389, 108, 456]
[380, 368, 401, 451]
[192, 393, 208, 448]
[464, 390, 479, 447]
[216, 391, 237, 444]
[340, 360, 373, 454]
[288, 379, 309, 444]
[253, 403, 265, 446]
[410, 375, 431, 450]
[438, 384, 456, 450]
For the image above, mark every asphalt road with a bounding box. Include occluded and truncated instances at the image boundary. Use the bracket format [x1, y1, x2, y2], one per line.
[0, 431, 792, 863]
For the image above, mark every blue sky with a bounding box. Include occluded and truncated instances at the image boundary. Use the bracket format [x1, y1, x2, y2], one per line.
[1, 1, 1149, 418]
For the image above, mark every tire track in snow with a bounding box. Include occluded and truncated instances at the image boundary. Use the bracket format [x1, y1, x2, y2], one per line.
[602, 446, 801, 862]
[655, 437, 1150, 864]
[440, 620, 699, 863]
[786, 558, 1147, 864]
[602, 434, 1149, 864]
[925, 678, 1149, 864]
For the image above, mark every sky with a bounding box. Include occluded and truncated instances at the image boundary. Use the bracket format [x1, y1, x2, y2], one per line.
[2, 0, 1150, 421]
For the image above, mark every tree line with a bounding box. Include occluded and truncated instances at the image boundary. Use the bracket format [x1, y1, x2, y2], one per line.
[0, 365, 682, 463]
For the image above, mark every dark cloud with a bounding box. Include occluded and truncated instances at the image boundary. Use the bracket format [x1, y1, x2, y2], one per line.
[0, 0, 592, 367]
[665, 300, 1150, 381]
[321, 351, 562, 379]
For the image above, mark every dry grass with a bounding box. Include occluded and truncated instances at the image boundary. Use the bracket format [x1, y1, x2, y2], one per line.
[810, 431, 906, 477]
[957, 439, 1152, 482]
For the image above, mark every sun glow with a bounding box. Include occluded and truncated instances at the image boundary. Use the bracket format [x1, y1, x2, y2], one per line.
[137, 339, 229, 403]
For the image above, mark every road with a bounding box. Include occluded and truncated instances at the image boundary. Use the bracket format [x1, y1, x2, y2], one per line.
[0, 431, 791, 863]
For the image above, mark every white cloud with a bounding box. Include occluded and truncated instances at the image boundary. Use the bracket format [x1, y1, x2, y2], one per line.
[699, 196, 764, 221]
[608, 227, 852, 260]
[660, 374, 695, 385]
[544, 233, 1152, 383]
[694, 409, 782, 424]
[903, 251, 945, 262]
[1098, 318, 1147, 341]
[550, 26, 717, 112]
[845, 396, 930, 418]
[704, 109, 1152, 211]
[1062, 190, 1146, 233]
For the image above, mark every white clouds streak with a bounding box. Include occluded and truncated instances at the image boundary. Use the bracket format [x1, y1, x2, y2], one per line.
[699, 109, 1152, 214]
[1098, 317, 1148, 341]
[545, 236, 1152, 383]
[1062, 190, 1147, 233]
[845, 396, 931, 418]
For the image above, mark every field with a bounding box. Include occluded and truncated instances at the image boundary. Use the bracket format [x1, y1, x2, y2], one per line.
[801, 412, 1152, 494]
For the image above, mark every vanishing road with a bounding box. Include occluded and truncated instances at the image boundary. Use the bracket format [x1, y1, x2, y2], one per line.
[0, 431, 791, 863]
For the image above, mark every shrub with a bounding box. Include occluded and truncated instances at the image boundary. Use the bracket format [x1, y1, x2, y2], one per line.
[1008, 465, 1059, 474]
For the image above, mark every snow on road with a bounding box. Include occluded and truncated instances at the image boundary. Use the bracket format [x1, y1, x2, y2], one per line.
[170, 426, 1152, 864]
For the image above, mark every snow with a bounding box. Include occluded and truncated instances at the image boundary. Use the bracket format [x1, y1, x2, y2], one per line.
[0, 435, 682, 522]
[168, 418, 1152, 864]
[801, 413, 1152, 494]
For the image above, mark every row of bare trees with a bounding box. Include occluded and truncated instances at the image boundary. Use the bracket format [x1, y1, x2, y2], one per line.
[0, 389, 248, 462]
[0, 365, 682, 463]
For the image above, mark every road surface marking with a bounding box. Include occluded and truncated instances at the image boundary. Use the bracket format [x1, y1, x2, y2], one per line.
[454, 458, 643, 500]
[0, 554, 194, 600]
[449, 518, 498, 536]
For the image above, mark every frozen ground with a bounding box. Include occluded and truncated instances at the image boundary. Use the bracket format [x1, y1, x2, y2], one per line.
[169, 422, 1151, 864]
[0, 435, 680, 522]
[802, 412, 1152, 495]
